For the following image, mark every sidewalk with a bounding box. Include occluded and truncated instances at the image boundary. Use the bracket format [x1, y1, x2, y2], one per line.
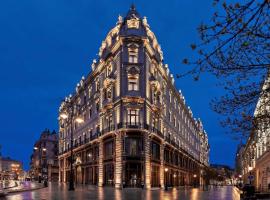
[0, 181, 44, 196]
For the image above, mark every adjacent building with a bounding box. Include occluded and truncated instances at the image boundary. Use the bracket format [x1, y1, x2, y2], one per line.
[29, 129, 59, 182]
[0, 156, 23, 180]
[240, 73, 270, 192]
[235, 143, 245, 176]
[58, 5, 210, 189]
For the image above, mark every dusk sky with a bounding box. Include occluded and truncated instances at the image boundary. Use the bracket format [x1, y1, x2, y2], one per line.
[0, 0, 239, 170]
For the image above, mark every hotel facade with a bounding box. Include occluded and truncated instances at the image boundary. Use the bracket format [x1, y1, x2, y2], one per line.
[58, 6, 209, 189]
[239, 73, 270, 192]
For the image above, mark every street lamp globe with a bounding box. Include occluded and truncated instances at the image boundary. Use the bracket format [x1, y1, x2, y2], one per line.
[165, 168, 168, 172]
[248, 166, 253, 172]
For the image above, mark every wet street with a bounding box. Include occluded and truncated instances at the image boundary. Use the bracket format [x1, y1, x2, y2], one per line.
[3, 183, 240, 200]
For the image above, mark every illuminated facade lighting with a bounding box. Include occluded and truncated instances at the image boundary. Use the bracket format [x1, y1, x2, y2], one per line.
[58, 5, 209, 189]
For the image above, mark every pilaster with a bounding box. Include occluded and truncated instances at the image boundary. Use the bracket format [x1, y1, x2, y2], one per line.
[98, 140, 104, 186]
[63, 158, 66, 182]
[144, 133, 151, 189]
[114, 132, 123, 188]
[160, 143, 165, 188]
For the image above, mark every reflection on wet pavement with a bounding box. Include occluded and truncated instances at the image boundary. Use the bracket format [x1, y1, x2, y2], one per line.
[4, 183, 240, 200]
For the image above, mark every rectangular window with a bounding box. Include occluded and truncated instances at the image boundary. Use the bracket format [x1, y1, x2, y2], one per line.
[128, 51, 138, 63]
[151, 141, 160, 160]
[128, 77, 139, 91]
[106, 114, 113, 130]
[104, 141, 114, 159]
[125, 138, 142, 156]
[89, 108, 92, 118]
[96, 102, 99, 112]
[128, 109, 139, 125]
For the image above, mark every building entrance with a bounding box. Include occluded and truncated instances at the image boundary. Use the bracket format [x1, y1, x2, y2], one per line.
[125, 162, 142, 187]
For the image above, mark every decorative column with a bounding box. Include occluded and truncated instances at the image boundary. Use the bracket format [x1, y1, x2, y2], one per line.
[160, 143, 165, 188]
[98, 140, 104, 187]
[63, 158, 66, 182]
[83, 150, 86, 185]
[144, 133, 151, 189]
[114, 132, 123, 188]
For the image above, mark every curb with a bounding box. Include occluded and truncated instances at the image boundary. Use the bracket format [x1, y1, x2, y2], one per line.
[6, 186, 45, 195]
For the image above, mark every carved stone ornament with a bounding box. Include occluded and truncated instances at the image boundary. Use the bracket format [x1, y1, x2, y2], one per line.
[142, 16, 149, 28]
[117, 15, 123, 24]
[127, 66, 140, 76]
[127, 17, 140, 29]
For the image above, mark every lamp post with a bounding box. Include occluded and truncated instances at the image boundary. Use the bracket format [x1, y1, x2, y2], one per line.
[165, 168, 168, 190]
[60, 99, 84, 191]
[42, 148, 48, 187]
[238, 175, 242, 187]
[173, 173, 177, 187]
[33, 146, 42, 183]
[193, 174, 197, 188]
[248, 166, 253, 185]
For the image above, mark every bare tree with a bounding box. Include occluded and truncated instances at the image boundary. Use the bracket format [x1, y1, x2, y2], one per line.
[180, 0, 270, 139]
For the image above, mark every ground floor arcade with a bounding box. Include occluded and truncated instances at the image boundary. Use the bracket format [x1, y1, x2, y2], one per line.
[58, 131, 204, 189]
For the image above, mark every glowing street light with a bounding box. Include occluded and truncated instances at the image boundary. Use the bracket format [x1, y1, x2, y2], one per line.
[164, 168, 168, 190]
[59, 100, 84, 191]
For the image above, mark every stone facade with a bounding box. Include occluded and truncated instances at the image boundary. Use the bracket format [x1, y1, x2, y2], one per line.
[240, 73, 270, 192]
[58, 6, 210, 189]
[0, 157, 22, 180]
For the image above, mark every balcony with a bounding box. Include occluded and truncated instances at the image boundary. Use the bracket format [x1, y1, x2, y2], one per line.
[100, 125, 115, 135]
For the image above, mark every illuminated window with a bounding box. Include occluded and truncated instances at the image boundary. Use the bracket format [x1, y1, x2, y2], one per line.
[88, 86, 92, 98]
[106, 114, 113, 129]
[128, 109, 139, 125]
[107, 65, 112, 77]
[128, 49, 138, 63]
[96, 80, 100, 92]
[128, 77, 139, 91]
[107, 88, 112, 99]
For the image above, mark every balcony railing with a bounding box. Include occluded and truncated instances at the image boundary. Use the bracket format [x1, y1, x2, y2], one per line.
[60, 123, 189, 155]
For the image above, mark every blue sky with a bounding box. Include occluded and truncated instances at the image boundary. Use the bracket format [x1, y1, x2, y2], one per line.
[0, 0, 238, 170]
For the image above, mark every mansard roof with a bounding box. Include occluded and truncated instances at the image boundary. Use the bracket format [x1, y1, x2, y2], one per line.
[119, 5, 147, 38]
[125, 4, 141, 20]
[95, 5, 163, 62]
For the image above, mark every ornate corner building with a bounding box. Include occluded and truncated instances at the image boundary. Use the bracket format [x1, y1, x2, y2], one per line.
[58, 6, 210, 189]
[239, 73, 270, 192]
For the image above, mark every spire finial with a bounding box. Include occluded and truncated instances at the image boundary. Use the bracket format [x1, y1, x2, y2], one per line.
[130, 3, 136, 11]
